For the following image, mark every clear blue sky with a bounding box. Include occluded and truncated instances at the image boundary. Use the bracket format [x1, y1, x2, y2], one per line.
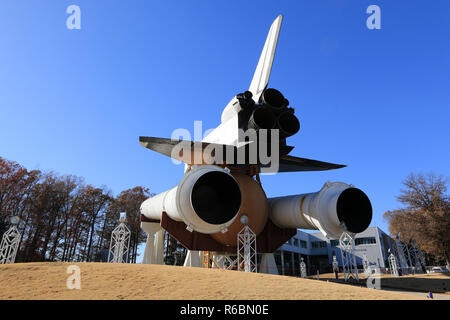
[1, 0, 449, 239]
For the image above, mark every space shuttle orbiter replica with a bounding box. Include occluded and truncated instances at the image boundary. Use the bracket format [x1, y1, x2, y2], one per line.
[139, 15, 372, 268]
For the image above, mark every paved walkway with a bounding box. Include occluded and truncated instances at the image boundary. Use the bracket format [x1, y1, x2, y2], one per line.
[380, 287, 450, 300]
[322, 278, 450, 300]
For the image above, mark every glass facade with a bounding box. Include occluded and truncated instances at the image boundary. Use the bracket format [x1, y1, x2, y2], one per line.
[271, 227, 391, 275]
[293, 252, 300, 276]
[283, 251, 293, 276]
[274, 251, 282, 274]
[355, 237, 376, 245]
[311, 241, 327, 248]
[300, 240, 307, 248]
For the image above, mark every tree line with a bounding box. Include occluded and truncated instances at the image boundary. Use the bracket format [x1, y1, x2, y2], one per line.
[0, 156, 150, 263]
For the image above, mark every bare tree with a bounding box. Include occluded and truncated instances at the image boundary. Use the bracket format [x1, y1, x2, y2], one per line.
[79, 185, 112, 262]
[384, 172, 450, 265]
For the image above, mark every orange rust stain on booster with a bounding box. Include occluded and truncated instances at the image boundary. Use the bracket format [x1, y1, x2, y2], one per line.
[210, 173, 269, 247]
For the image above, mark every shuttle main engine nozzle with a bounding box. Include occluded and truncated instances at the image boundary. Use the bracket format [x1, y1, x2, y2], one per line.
[277, 110, 300, 138]
[248, 107, 276, 130]
[259, 88, 288, 112]
[257, 88, 300, 138]
[268, 182, 372, 239]
[140, 165, 242, 234]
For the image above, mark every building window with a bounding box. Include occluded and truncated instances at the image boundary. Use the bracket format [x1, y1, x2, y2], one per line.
[330, 240, 339, 247]
[283, 251, 293, 276]
[355, 237, 376, 245]
[274, 251, 282, 274]
[300, 240, 307, 248]
[293, 238, 299, 247]
[312, 241, 327, 248]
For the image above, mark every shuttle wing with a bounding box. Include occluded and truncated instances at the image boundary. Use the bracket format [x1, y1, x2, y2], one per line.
[139, 136, 249, 165]
[261, 154, 346, 173]
[141, 137, 345, 172]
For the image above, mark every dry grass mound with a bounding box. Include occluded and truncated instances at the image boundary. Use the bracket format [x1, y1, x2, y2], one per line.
[0, 262, 424, 300]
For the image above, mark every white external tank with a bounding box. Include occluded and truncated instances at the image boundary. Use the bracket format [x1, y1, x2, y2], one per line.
[268, 182, 372, 239]
[140, 165, 242, 234]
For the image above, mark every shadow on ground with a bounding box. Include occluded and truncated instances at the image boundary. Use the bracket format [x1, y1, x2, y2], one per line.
[312, 272, 450, 294]
[378, 275, 449, 293]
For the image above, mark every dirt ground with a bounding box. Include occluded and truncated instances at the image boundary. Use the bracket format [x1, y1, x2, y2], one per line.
[315, 271, 450, 294]
[0, 262, 428, 300]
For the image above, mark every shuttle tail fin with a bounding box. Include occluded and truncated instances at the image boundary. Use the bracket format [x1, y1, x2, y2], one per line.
[248, 15, 283, 103]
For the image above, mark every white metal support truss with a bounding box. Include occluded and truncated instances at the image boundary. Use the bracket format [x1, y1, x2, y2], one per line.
[108, 216, 131, 263]
[388, 245, 403, 275]
[404, 243, 415, 274]
[237, 225, 257, 273]
[388, 253, 399, 276]
[395, 240, 410, 275]
[409, 241, 424, 273]
[339, 232, 359, 282]
[300, 257, 307, 278]
[211, 253, 238, 270]
[0, 225, 21, 264]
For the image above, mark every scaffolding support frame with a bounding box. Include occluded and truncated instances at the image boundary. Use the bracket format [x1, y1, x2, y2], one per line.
[0, 225, 21, 264]
[339, 232, 359, 282]
[237, 225, 257, 273]
[108, 221, 131, 263]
